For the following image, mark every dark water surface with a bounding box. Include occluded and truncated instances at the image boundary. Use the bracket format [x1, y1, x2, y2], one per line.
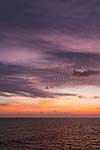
[0, 118, 100, 150]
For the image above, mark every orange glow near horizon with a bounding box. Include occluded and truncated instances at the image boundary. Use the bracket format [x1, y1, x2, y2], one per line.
[0, 95, 100, 116]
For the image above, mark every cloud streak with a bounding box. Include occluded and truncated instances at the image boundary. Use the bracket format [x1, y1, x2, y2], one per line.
[0, 56, 100, 99]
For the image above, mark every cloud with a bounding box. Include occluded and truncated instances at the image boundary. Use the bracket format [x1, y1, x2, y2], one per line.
[0, 103, 10, 106]
[0, 0, 100, 38]
[46, 50, 100, 68]
[93, 96, 100, 99]
[0, 0, 100, 99]
[0, 0, 100, 117]
[72, 69, 100, 77]
[0, 47, 100, 99]
[78, 95, 86, 99]
[0, 62, 80, 98]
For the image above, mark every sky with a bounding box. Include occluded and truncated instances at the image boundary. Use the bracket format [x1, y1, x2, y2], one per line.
[0, 0, 100, 117]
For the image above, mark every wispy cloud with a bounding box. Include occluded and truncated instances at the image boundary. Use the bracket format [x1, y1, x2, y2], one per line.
[0, 48, 100, 99]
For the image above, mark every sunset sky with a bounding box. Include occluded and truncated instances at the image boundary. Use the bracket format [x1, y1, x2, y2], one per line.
[0, 0, 100, 117]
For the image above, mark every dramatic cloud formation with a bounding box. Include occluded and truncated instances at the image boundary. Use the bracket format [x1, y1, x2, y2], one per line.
[0, 0, 100, 117]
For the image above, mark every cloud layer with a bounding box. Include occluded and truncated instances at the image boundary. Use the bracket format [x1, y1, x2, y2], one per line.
[0, 0, 100, 37]
[0, 0, 100, 116]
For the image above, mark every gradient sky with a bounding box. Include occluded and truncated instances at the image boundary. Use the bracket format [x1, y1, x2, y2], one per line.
[0, 0, 100, 117]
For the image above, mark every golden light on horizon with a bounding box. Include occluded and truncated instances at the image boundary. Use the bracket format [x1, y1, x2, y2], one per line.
[0, 95, 99, 116]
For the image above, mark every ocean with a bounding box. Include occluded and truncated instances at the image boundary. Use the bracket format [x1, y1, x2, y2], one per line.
[0, 118, 100, 150]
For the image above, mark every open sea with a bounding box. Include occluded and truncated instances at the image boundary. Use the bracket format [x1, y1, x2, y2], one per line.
[0, 118, 100, 150]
